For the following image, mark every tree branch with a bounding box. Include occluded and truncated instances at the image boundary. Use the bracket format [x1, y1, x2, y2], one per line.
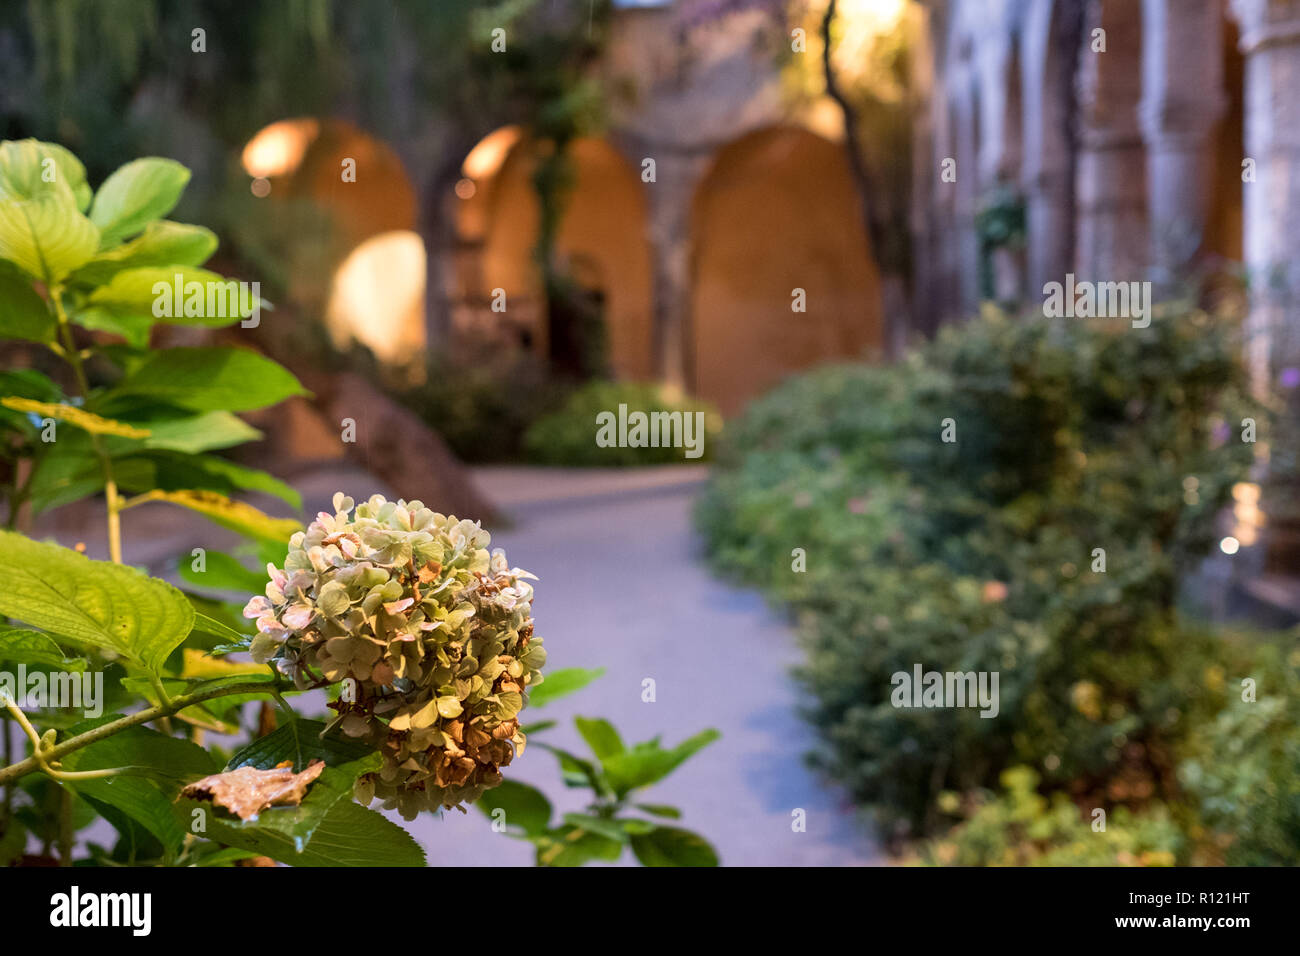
[0, 676, 290, 787]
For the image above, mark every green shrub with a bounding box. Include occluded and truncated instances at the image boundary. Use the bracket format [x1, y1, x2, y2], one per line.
[696, 307, 1261, 837]
[524, 380, 722, 466]
[400, 350, 573, 463]
[914, 767, 1188, 866]
[1179, 638, 1300, 866]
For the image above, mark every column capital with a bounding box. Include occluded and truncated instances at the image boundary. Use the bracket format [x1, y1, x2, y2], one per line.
[1232, 0, 1300, 52]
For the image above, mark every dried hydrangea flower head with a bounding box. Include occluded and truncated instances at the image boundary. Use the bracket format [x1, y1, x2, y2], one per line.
[244, 493, 544, 818]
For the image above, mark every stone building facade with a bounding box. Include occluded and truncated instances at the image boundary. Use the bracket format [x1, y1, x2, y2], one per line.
[913, 0, 1300, 389]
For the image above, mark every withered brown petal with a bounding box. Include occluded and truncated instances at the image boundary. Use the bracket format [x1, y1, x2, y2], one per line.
[181, 760, 326, 820]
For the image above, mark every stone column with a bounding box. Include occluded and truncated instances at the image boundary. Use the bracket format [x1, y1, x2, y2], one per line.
[1020, 0, 1078, 294]
[1075, 0, 1149, 281]
[1232, 0, 1300, 572]
[1232, 0, 1300, 387]
[643, 150, 710, 390]
[1140, 0, 1227, 284]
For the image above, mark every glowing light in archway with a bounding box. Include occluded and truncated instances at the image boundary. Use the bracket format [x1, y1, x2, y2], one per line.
[462, 126, 523, 181]
[242, 119, 320, 178]
[325, 231, 426, 364]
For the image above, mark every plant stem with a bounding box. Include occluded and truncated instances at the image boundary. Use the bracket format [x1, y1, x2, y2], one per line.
[50, 285, 123, 563]
[0, 676, 289, 788]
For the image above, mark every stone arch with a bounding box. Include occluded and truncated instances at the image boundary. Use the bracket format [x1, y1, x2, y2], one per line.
[240, 117, 424, 364]
[689, 125, 882, 415]
[451, 128, 654, 379]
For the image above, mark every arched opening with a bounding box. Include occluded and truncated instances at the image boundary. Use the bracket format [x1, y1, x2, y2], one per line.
[241, 117, 423, 365]
[690, 125, 882, 415]
[451, 129, 654, 379]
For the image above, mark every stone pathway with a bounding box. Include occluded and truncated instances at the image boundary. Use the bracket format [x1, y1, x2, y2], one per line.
[403, 466, 882, 866]
[37, 464, 882, 866]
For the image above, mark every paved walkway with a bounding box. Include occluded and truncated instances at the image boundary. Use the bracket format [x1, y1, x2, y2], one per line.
[403, 466, 882, 866]
[40, 464, 882, 866]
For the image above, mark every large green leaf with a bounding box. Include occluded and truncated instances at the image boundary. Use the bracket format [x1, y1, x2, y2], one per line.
[628, 826, 719, 867]
[69, 220, 217, 285]
[476, 779, 552, 837]
[86, 266, 258, 326]
[0, 268, 54, 342]
[60, 720, 218, 855]
[0, 529, 195, 673]
[105, 347, 307, 412]
[179, 549, 268, 594]
[0, 624, 87, 670]
[89, 158, 189, 249]
[175, 795, 426, 867]
[227, 718, 376, 772]
[574, 715, 624, 761]
[0, 194, 100, 283]
[134, 410, 263, 454]
[0, 140, 91, 209]
[599, 729, 721, 798]
[526, 666, 605, 708]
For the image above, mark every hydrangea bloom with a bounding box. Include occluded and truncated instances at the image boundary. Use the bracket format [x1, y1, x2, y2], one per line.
[245, 493, 543, 818]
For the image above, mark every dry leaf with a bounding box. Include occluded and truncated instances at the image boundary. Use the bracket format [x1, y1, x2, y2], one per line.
[181, 760, 326, 820]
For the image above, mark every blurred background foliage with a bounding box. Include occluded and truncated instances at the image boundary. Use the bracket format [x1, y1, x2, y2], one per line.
[694, 304, 1299, 863]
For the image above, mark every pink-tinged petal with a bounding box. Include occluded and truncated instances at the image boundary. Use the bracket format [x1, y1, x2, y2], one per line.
[282, 604, 313, 629]
[338, 536, 359, 558]
[243, 595, 271, 619]
[384, 597, 415, 615]
[267, 565, 288, 589]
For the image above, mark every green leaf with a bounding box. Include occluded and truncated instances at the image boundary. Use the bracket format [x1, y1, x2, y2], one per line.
[0, 367, 61, 403]
[0, 140, 91, 209]
[227, 718, 377, 772]
[189, 611, 251, 646]
[106, 346, 307, 412]
[0, 194, 100, 283]
[221, 754, 380, 850]
[69, 220, 217, 285]
[135, 411, 262, 454]
[0, 530, 195, 673]
[89, 158, 190, 249]
[537, 742, 611, 796]
[0, 397, 151, 438]
[562, 812, 630, 844]
[116, 449, 300, 509]
[535, 825, 623, 867]
[127, 489, 301, 544]
[179, 549, 268, 594]
[60, 720, 219, 855]
[0, 268, 53, 342]
[628, 826, 719, 867]
[476, 779, 552, 837]
[526, 666, 604, 708]
[600, 729, 721, 798]
[0, 624, 87, 670]
[68, 304, 152, 347]
[175, 795, 426, 867]
[85, 266, 258, 327]
[634, 803, 682, 819]
[574, 715, 624, 760]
